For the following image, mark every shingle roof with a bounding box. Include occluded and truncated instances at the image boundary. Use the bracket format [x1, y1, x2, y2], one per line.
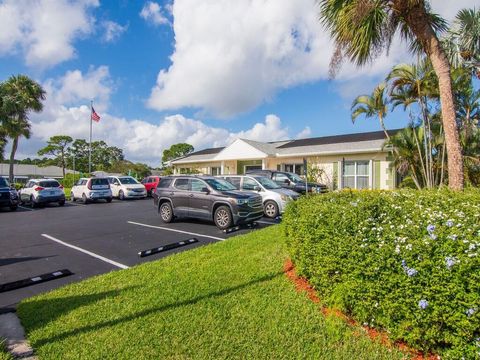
[277, 130, 400, 149]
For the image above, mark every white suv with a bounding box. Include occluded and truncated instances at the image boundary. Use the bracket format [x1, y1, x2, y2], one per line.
[108, 176, 147, 200]
[219, 175, 299, 218]
[71, 177, 112, 204]
[19, 178, 66, 208]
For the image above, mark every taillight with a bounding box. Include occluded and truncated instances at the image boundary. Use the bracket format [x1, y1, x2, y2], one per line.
[34, 186, 44, 191]
[87, 180, 92, 190]
[59, 185, 64, 189]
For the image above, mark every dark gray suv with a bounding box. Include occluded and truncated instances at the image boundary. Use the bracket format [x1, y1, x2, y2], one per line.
[153, 176, 264, 230]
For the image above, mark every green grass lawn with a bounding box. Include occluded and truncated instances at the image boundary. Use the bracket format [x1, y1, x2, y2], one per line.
[17, 225, 408, 359]
[0, 342, 13, 360]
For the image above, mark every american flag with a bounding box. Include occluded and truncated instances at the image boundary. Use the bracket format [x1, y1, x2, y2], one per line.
[91, 107, 100, 122]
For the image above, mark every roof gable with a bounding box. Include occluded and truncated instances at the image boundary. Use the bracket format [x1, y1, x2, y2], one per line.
[214, 139, 269, 160]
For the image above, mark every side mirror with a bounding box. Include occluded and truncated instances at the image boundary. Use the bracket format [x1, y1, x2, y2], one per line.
[284, 179, 290, 184]
[253, 185, 260, 192]
[201, 187, 210, 194]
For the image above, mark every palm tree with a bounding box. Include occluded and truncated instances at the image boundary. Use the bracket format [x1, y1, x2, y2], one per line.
[319, 0, 464, 190]
[443, 8, 480, 76]
[351, 82, 390, 140]
[1, 75, 46, 182]
[387, 60, 438, 187]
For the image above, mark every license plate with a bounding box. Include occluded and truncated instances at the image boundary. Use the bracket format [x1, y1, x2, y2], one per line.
[50, 191, 55, 195]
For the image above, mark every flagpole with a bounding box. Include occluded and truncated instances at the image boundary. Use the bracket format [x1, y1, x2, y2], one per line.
[89, 100, 93, 174]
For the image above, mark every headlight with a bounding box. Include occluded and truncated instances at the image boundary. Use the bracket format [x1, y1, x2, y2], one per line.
[10, 191, 17, 199]
[280, 194, 289, 201]
[236, 199, 248, 205]
[126, 187, 133, 191]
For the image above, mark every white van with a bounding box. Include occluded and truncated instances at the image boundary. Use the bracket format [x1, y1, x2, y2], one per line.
[108, 176, 147, 200]
[219, 175, 300, 218]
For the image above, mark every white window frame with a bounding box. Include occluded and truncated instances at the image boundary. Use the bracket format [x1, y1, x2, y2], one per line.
[342, 160, 370, 190]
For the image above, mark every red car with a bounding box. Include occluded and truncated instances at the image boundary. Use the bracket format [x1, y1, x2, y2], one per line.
[141, 176, 161, 196]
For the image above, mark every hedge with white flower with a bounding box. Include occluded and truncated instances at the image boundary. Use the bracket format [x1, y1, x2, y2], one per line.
[284, 189, 480, 359]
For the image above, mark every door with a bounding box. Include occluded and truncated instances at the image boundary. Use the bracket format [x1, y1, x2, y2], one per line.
[171, 178, 190, 216]
[20, 181, 33, 202]
[188, 179, 211, 219]
[109, 177, 121, 197]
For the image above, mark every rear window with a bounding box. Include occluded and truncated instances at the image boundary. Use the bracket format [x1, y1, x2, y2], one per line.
[157, 178, 172, 188]
[91, 178, 109, 185]
[39, 180, 61, 188]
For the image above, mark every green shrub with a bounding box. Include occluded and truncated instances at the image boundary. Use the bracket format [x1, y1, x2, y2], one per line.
[284, 189, 480, 359]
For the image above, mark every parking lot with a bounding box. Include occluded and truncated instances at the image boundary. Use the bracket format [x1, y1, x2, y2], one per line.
[0, 199, 277, 311]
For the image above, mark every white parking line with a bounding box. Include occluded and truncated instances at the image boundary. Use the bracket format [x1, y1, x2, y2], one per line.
[41, 234, 130, 269]
[127, 221, 225, 241]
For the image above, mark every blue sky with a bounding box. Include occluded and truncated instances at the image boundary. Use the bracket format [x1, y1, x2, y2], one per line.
[0, 0, 475, 166]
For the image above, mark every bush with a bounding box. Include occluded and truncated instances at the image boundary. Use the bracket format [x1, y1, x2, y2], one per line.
[284, 189, 480, 359]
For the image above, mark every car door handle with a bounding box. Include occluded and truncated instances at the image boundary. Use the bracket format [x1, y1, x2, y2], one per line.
[169, 192, 175, 196]
[189, 194, 194, 197]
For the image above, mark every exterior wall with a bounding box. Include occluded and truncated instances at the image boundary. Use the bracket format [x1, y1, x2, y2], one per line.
[172, 151, 395, 189]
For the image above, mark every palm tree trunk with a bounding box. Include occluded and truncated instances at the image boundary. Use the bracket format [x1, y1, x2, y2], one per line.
[397, 0, 464, 190]
[9, 136, 19, 183]
[379, 114, 390, 142]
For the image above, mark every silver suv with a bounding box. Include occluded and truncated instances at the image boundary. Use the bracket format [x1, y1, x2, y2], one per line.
[219, 175, 299, 218]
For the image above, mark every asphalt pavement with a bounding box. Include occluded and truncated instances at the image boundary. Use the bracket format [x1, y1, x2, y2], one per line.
[0, 198, 277, 310]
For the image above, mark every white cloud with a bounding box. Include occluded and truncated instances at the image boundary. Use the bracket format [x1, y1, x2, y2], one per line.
[296, 126, 312, 139]
[14, 68, 308, 166]
[43, 66, 113, 111]
[147, 0, 476, 117]
[147, 0, 331, 118]
[0, 0, 98, 68]
[102, 20, 128, 43]
[140, 1, 169, 26]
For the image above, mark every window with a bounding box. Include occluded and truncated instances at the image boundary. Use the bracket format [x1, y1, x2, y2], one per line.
[39, 180, 61, 188]
[242, 177, 258, 191]
[157, 178, 172, 189]
[343, 161, 370, 189]
[284, 164, 304, 175]
[191, 179, 207, 192]
[273, 173, 289, 184]
[91, 178, 109, 186]
[224, 177, 240, 189]
[211, 167, 221, 176]
[174, 178, 189, 190]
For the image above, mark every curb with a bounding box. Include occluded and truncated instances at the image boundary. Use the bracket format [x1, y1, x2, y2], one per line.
[0, 312, 37, 359]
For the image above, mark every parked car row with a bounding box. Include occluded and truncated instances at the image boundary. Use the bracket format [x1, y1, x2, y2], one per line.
[152, 172, 326, 230]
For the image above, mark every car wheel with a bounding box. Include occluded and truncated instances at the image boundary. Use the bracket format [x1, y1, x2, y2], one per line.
[82, 193, 88, 204]
[119, 190, 125, 200]
[9, 205, 17, 211]
[70, 193, 76, 202]
[159, 202, 173, 223]
[214, 205, 233, 230]
[30, 195, 37, 208]
[106, 197, 112, 203]
[264, 200, 279, 219]
[59, 200, 65, 206]
[147, 189, 152, 197]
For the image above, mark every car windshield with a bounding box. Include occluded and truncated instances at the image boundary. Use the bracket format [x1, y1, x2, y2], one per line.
[286, 173, 304, 183]
[204, 178, 237, 191]
[39, 180, 61, 188]
[0, 178, 8, 187]
[119, 177, 139, 185]
[254, 176, 281, 189]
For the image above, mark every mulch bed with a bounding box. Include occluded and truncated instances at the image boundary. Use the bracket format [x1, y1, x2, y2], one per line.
[283, 259, 438, 360]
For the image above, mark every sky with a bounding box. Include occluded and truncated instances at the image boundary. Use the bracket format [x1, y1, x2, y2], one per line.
[0, 0, 476, 166]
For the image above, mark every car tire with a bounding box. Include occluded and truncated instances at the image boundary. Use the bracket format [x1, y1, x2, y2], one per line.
[119, 190, 125, 200]
[214, 205, 233, 230]
[10, 205, 17, 211]
[59, 200, 65, 206]
[70, 193, 76, 202]
[264, 200, 279, 219]
[30, 195, 37, 208]
[106, 197, 112, 203]
[82, 193, 88, 204]
[147, 189, 152, 197]
[159, 202, 174, 223]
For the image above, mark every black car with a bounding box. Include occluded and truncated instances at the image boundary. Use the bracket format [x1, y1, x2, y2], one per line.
[246, 170, 327, 194]
[0, 177, 19, 211]
[153, 176, 264, 230]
